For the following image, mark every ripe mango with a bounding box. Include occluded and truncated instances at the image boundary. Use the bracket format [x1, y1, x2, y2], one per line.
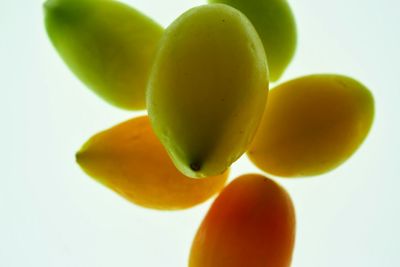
[189, 174, 296, 267]
[248, 74, 375, 177]
[44, 0, 163, 110]
[208, 0, 297, 81]
[147, 4, 268, 178]
[76, 116, 229, 210]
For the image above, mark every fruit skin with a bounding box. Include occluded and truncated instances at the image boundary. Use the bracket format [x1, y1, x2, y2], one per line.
[248, 74, 375, 177]
[147, 4, 269, 178]
[44, 0, 163, 110]
[75, 116, 228, 210]
[209, 0, 296, 82]
[189, 174, 295, 267]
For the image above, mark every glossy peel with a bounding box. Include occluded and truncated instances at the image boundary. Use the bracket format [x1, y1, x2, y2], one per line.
[248, 74, 375, 177]
[189, 174, 296, 267]
[76, 116, 228, 210]
[209, 0, 296, 81]
[44, 0, 163, 110]
[147, 4, 268, 178]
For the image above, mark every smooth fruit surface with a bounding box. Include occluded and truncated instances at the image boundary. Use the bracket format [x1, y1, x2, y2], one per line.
[76, 116, 228, 210]
[44, 0, 163, 110]
[189, 174, 296, 267]
[147, 4, 268, 178]
[248, 74, 375, 177]
[209, 0, 296, 81]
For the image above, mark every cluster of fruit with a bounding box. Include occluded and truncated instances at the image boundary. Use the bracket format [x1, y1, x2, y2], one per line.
[44, 0, 375, 266]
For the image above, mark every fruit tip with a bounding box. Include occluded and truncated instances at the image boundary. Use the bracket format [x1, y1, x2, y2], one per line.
[75, 149, 84, 164]
[190, 162, 201, 172]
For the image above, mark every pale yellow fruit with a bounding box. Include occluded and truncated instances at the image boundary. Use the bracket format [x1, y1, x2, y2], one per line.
[248, 74, 375, 177]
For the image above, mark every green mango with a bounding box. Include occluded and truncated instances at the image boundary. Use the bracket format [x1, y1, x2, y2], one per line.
[44, 0, 163, 110]
[209, 0, 296, 82]
[147, 4, 269, 178]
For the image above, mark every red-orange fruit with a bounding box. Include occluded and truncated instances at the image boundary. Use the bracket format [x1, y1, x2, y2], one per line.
[189, 174, 296, 267]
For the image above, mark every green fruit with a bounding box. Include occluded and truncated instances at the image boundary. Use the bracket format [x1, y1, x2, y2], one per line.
[208, 0, 296, 82]
[44, 0, 163, 110]
[147, 4, 268, 178]
[248, 74, 375, 177]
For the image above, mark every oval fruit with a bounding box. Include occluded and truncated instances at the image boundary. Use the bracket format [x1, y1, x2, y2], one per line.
[248, 74, 375, 177]
[147, 4, 268, 178]
[209, 0, 296, 81]
[76, 116, 229, 210]
[44, 0, 163, 110]
[189, 174, 296, 267]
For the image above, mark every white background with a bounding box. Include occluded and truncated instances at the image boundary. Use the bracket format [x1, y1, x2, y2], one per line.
[1, 0, 399, 266]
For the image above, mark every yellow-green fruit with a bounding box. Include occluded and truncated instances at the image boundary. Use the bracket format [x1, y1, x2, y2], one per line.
[44, 0, 163, 110]
[147, 4, 268, 178]
[76, 116, 229, 210]
[248, 74, 375, 177]
[209, 0, 296, 82]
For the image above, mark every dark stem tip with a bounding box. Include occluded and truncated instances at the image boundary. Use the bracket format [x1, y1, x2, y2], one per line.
[190, 162, 201, 172]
